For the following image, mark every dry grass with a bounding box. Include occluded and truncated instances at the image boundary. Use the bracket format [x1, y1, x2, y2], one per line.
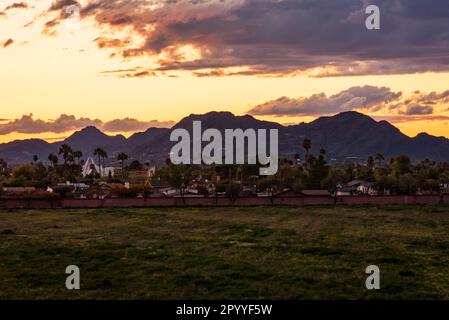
[1, 205, 449, 299]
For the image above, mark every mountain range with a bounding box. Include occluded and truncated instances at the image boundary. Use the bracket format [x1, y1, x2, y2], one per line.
[1, 111, 449, 165]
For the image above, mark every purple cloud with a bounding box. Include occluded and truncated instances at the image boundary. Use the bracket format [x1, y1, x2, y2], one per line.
[36, 0, 449, 77]
[248, 86, 401, 116]
[0, 114, 174, 135]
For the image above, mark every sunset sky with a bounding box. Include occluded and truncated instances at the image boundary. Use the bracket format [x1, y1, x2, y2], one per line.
[1, 0, 449, 143]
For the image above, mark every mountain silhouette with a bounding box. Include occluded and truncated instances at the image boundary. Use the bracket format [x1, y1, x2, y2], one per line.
[61, 126, 126, 152]
[1, 111, 449, 164]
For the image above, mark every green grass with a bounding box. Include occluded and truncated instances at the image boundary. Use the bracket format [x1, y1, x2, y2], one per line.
[1, 205, 449, 299]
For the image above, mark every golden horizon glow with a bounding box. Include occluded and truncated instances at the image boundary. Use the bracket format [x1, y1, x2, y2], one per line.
[1, 0, 449, 144]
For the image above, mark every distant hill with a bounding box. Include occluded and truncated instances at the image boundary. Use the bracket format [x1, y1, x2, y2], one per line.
[284, 112, 449, 161]
[61, 126, 126, 152]
[2, 111, 449, 164]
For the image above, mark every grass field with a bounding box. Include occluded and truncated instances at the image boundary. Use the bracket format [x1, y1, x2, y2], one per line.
[1, 205, 449, 299]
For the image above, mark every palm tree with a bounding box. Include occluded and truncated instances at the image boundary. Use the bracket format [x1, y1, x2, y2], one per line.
[0, 158, 7, 175]
[302, 138, 312, 158]
[117, 152, 128, 179]
[58, 144, 73, 166]
[318, 148, 326, 163]
[72, 150, 83, 165]
[375, 153, 385, 167]
[367, 156, 375, 169]
[58, 144, 73, 178]
[67, 154, 74, 165]
[48, 154, 58, 168]
[94, 147, 108, 177]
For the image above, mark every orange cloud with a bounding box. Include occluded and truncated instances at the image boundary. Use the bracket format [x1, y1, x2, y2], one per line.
[3, 38, 13, 48]
[4, 2, 29, 11]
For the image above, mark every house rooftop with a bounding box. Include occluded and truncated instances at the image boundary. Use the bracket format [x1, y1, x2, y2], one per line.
[347, 180, 374, 187]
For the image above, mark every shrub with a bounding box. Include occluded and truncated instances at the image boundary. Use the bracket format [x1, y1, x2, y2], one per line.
[12, 165, 34, 181]
[86, 185, 101, 199]
[241, 189, 255, 197]
[197, 185, 209, 196]
[52, 186, 74, 199]
[130, 185, 153, 197]
[4, 176, 28, 187]
[109, 186, 132, 198]
[226, 183, 242, 198]
[397, 174, 418, 195]
[108, 185, 153, 198]
[5, 190, 59, 199]
[215, 183, 227, 193]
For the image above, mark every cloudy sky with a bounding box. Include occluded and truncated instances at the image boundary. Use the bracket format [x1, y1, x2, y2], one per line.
[1, 0, 449, 142]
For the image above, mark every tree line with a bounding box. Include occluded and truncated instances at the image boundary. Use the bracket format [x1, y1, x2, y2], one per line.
[1, 138, 449, 196]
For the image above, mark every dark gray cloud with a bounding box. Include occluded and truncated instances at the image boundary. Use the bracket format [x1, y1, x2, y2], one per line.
[248, 86, 401, 116]
[373, 115, 449, 123]
[400, 105, 434, 115]
[38, 0, 449, 77]
[49, 0, 79, 11]
[248, 86, 449, 118]
[102, 118, 174, 131]
[0, 114, 102, 134]
[389, 90, 449, 114]
[0, 114, 174, 135]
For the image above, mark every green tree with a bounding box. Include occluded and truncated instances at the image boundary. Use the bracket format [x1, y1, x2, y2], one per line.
[32, 162, 49, 188]
[157, 164, 193, 195]
[0, 159, 7, 175]
[373, 167, 391, 195]
[10, 164, 34, 184]
[304, 149, 330, 189]
[117, 152, 129, 178]
[226, 183, 242, 198]
[58, 144, 73, 179]
[321, 167, 350, 192]
[391, 155, 411, 178]
[48, 154, 58, 168]
[397, 174, 417, 195]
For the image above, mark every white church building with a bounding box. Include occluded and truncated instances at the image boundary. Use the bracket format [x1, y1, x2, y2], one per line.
[82, 157, 116, 178]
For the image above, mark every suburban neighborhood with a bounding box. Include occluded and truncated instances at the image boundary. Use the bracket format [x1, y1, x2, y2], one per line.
[1, 137, 449, 204]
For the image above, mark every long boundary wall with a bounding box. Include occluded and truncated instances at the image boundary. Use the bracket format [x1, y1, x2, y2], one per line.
[0, 195, 447, 208]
